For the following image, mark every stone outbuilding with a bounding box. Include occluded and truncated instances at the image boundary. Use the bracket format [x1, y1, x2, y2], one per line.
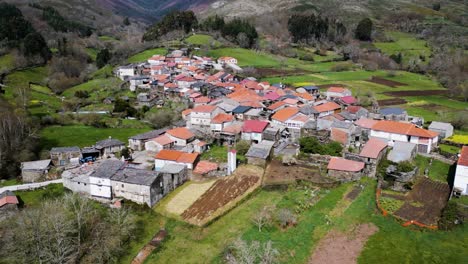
[21, 159, 52, 183]
[0, 190, 19, 211]
[95, 137, 126, 157]
[428, 121, 454, 140]
[327, 157, 365, 182]
[50, 146, 81, 166]
[245, 141, 275, 167]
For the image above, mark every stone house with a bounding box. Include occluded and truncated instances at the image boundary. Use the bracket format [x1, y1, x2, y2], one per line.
[327, 157, 365, 182]
[0, 190, 19, 211]
[325, 87, 352, 100]
[166, 127, 195, 146]
[89, 160, 123, 199]
[50, 146, 81, 166]
[95, 137, 126, 157]
[358, 137, 388, 177]
[128, 129, 167, 151]
[428, 121, 454, 140]
[245, 141, 274, 167]
[21, 159, 52, 183]
[145, 135, 175, 153]
[379, 108, 408, 121]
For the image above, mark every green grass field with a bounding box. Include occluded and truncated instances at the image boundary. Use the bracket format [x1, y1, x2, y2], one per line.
[86, 48, 98, 61]
[207, 48, 281, 68]
[0, 53, 15, 72]
[98, 35, 119, 42]
[185, 34, 221, 47]
[62, 77, 122, 99]
[39, 125, 151, 149]
[375, 31, 431, 65]
[127, 48, 168, 63]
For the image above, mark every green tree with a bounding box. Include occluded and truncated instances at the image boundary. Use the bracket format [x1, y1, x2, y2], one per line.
[23, 32, 51, 61]
[355, 18, 373, 41]
[235, 140, 251, 156]
[123, 17, 130, 26]
[96, 48, 111, 68]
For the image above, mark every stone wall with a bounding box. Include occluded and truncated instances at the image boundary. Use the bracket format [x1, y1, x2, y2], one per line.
[328, 169, 363, 182]
[21, 170, 45, 183]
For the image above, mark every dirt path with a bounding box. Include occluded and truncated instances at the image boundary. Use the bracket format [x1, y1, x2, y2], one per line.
[309, 223, 379, 264]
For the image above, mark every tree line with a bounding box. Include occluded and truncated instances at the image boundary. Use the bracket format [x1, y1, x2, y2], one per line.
[0, 3, 51, 64]
[143, 12, 259, 48]
[288, 13, 347, 43]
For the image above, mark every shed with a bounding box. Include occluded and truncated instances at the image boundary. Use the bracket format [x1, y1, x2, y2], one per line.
[50, 146, 81, 166]
[327, 157, 365, 182]
[428, 121, 454, 139]
[21, 159, 52, 183]
[245, 141, 274, 167]
[388, 141, 417, 163]
[0, 190, 19, 210]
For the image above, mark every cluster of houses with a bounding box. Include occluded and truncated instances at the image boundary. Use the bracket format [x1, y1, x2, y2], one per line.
[3, 51, 466, 211]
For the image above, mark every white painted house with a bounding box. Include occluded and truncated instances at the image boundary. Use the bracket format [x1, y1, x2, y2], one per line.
[154, 150, 199, 170]
[325, 87, 352, 100]
[117, 66, 136, 80]
[454, 146, 468, 195]
[241, 120, 270, 142]
[210, 113, 234, 132]
[190, 105, 222, 127]
[165, 127, 195, 147]
[217, 56, 238, 65]
[370, 120, 439, 154]
[89, 160, 123, 199]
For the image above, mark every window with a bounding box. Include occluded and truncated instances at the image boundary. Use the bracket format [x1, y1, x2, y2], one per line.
[122, 184, 124, 188]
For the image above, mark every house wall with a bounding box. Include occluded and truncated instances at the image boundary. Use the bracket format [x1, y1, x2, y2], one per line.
[241, 132, 263, 142]
[454, 165, 468, 195]
[118, 68, 135, 80]
[327, 169, 363, 182]
[63, 177, 90, 194]
[128, 139, 144, 151]
[22, 169, 46, 183]
[89, 177, 112, 198]
[50, 151, 81, 166]
[112, 181, 153, 206]
[167, 134, 189, 146]
[247, 157, 267, 167]
[102, 145, 125, 157]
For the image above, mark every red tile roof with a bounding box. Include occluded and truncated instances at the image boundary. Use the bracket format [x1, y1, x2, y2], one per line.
[331, 128, 348, 145]
[152, 135, 174, 146]
[268, 101, 286, 111]
[222, 124, 243, 134]
[271, 107, 299, 122]
[340, 96, 357, 104]
[327, 87, 347, 93]
[194, 160, 218, 174]
[359, 138, 388, 159]
[0, 193, 18, 207]
[458, 146, 468, 167]
[155, 150, 199, 164]
[177, 152, 199, 164]
[155, 149, 182, 161]
[166, 127, 194, 140]
[182, 109, 192, 116]
[328, 157, 365, 172]
[212, 113, 234, 124]
[192, 105, 217, 113]
[194, 96, 211, 104]
[347, 106, 363, 114]
[314, 102, 341, 113]
[283, 98, 299, 105]
[355, 118, 379, 129]
[372, 120, 439, 138]
[242, 120, 269, 133]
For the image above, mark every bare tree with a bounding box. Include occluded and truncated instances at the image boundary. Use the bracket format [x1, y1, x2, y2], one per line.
[252, 206, 273, 232]
[276, 208, 297, 228]
[225, 239, 279, 264]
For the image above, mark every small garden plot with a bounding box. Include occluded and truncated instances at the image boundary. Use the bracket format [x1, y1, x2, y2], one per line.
[446, 135, 468, 145]
[367, 76, 407, 87]
[384, 90, 447, 97]
[181, 165, 263, 226]
[255, 67, 311, 77]
[264, 160, 337, 186]
[165, 181, 216, 216]
[309, 223, 379, 264]
[394, 178, 450, 225]
[377, 98, 407, 106]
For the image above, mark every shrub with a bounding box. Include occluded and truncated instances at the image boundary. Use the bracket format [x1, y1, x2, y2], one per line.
[397, 161, 414, 173]
[299, 137, 343, 156]
[438, 201, 461, 230]
[74, 90, 89, 98]
[235, 140, 250, 156]
[330, 61, 353, 72]
[355, 18, 373, 41]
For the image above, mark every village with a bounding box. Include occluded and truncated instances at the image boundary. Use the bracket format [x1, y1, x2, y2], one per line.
[1, 49, 467, 262]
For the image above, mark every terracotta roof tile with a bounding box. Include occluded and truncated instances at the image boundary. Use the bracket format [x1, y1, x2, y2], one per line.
[327, 87, 347, 93]
[166, 127, 194, 140]
[331, 128, 348, 145]
[177, 152, 199, 164]
[327, 157, 365, 172]
[359, 138, 388, 158]
[355, 118, 378, 129]
[152, 135, 174, 146]
[314, 102, 341, 113]
[372, 120, 438, 138]
[192, 104, 217, 113]
[194, 160, 218, 174]
[268, 101, 286, 111]
[155, 149, 182, 161]
[212, 113, 234, 124]
[458, 146, 468, 167]
[271, 107, 299, 122]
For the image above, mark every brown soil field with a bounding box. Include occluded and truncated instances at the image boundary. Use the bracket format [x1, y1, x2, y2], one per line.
[367, 76, 407, 87]
[383, 90, 447, 97]
[377, 98, 407, 106]
[256, 67, 311, 77]
[264, 160, 337, 186]
[309, 223, 379, 264]
[346, 186, 362, 200]
[394, 178, 450, 225]
[181, 165, 262, 226]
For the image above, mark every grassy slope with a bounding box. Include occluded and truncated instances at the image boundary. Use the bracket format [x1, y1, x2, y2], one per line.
[127, 48, 168, 63]
[375, 31, 431, 65]
[0, 53, 15, 72]
[39, 125, 151, 149]
[185, 34, 221, 47]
